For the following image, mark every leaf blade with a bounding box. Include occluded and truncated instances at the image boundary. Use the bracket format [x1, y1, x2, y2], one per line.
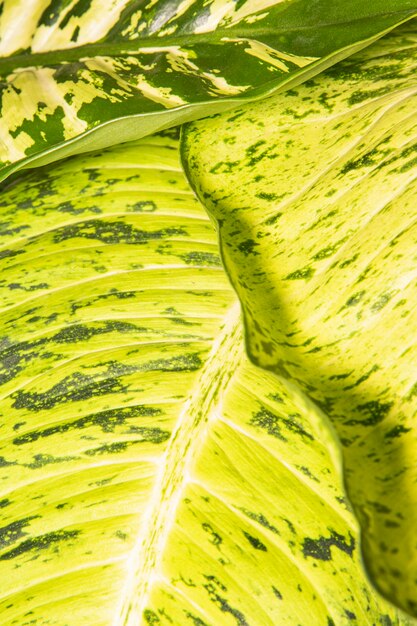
[0, 132, 407, 625]
[182, 20, 417, 616]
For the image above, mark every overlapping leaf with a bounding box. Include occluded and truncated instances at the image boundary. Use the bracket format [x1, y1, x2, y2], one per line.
[182, 20, 417, 617]
[1, 1, 417, 182]
[0, 134, 405, 625]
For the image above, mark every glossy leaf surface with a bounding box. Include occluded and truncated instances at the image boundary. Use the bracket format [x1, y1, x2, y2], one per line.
[1, 1, 417, 181]
[0, 134, 405, 625]
[182, 20, 417, 617]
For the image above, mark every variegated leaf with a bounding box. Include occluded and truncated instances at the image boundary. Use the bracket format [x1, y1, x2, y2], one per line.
[182, 19, 417, 618]
[1, 1, 417, 181]
[0, 133, 405, 625]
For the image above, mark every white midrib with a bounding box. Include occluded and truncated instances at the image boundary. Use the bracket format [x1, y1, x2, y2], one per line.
[114, 300, 242, 626]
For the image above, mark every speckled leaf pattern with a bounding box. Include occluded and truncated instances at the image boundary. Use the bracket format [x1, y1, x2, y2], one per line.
[1, 1, 417, 181]
[182, 20, 417, 618]
[0, 134, 405, 625]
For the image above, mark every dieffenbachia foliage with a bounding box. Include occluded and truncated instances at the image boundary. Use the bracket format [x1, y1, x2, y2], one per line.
[182, 19, 417, 617]
[0, 0, 417, 181]
[0, 134, 406, 625]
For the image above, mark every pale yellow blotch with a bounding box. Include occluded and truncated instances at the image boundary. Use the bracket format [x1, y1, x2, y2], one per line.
[121, 10, 143, 38]
[140, 45, 196, 60]
[94, 50, 187, 107]
[143, 0, 160, 9]
[138, 21, 147, 33]
[166, 0, 195, 23]
[84, 56, 137, 97]
[71, 63, 137, 112]
[222, 0, 285, 26]
[244, 12, 269, 24]
[224, 38, 318, 70]
[31, 0, 130, 52]
[193, 0, 236, 34]
[0, 70, 47, 162]
[37, 70, 92, 138]
[76, 65, 128, 105]
[27, 0, 78, 52]
[0, 71, 45, 131]
[156, 25, 177, 38]
[0, 0, 50, 54]
[0, 128, 33, 165]
[204, 74, 250, 96]
[153, 46, 250, 96]
[134, 78, 187, 108]
[0, 60, 133, 165]
[85, 56, 162, 102]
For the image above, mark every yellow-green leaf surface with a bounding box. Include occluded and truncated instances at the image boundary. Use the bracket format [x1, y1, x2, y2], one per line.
[182, 19, 417, 617]
[0, 133, 406, 625]
[1, 1, 417, 182]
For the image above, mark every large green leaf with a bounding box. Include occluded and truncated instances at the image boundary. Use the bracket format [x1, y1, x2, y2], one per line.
[1, 1, 417, 182]
[0, 133, 406, 625]
[182, 19, 417, 617]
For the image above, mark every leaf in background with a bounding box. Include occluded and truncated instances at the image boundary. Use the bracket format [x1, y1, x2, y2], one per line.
[0, 134, 405, 625]
[182, 20, 417, 617]
[1, 1, 417, 182]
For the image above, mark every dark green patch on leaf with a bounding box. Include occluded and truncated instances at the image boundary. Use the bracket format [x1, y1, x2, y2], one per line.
[302, 530, 355, 561]
[0, 529, 80, 560]
[0, 516, 39, 550]
[243, 531, 267, 551]
[180, 251, 221, 266]
[284, 267, 315, 280]
[240, 509, 279, 535]
[13, 405, 164, 444]
[347, 400, 393, 427]
[250, 406, 313, 442]
[237, 239, 260, 256]
[53, 219, 187, 245]
[385, 424, 411, 440]
[143, 609, 161, 624]
[345, 291, 365, 307]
